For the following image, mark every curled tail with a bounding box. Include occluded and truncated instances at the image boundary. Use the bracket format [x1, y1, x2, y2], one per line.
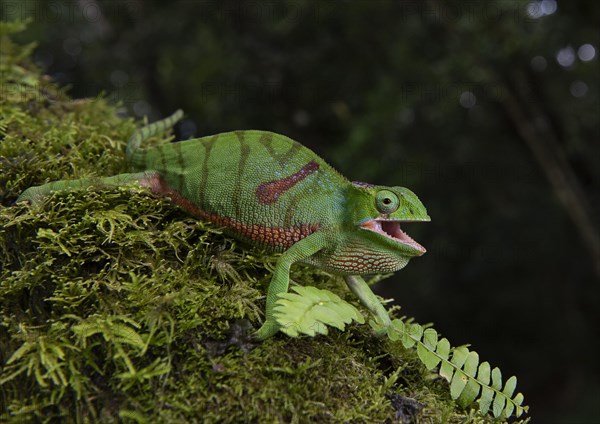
[126, 109, 185, 160]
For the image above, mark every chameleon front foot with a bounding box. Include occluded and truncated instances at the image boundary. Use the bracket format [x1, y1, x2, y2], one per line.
[254, 319, 281, 340]
[368, 317, 395, 338]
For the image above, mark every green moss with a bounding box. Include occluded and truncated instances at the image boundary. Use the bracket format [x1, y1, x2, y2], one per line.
[1, 22, 514, 423]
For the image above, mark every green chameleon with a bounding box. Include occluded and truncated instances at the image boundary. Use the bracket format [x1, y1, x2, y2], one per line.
[17, 110, 430, 339]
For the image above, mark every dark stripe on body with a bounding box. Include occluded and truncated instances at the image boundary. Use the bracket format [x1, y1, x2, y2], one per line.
[197, 135, 218, 206]
[137, 149, 148, 171]
[257, 132, 302, 168]
[159, 149, 168, 178]
[234, 131, 251, 217]
[173, 141, 186, 192]
[258, 133, 277, 162]
[281, 142, 301, 167]
[283, 191, 303, 228]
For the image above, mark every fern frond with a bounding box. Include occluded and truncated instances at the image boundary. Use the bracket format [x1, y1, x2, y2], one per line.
[272, 286, 528, 419]
[273, 286, 365, 337]
[376, 319, 528, 419]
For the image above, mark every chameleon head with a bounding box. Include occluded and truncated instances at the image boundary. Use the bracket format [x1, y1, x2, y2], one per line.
[350, 182, 430, 258]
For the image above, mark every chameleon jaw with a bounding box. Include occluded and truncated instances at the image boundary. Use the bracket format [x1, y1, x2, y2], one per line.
[359, 218, 427, 255]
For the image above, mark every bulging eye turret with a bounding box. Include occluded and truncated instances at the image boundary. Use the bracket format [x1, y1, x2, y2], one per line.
[375, 190, 399, 214]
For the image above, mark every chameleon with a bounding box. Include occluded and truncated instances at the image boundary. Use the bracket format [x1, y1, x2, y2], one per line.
[17, 110, 430, 339]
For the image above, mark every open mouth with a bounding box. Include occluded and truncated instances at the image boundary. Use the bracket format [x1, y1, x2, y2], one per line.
[359, 218, 427, 255]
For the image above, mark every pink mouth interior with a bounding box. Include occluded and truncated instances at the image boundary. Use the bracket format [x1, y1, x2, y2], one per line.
[361, 219, 426, 254]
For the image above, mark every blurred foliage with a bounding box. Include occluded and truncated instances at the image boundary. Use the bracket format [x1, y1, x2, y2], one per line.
[1, 0, 599, 422]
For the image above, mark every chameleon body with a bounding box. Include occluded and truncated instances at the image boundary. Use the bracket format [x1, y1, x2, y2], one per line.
[18, 110, 430, 339]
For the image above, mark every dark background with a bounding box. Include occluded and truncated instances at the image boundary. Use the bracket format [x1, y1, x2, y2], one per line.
[2, 1, 599, 422]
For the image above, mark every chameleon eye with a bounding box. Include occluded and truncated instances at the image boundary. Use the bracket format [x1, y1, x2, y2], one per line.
[375, 190, 399, 214]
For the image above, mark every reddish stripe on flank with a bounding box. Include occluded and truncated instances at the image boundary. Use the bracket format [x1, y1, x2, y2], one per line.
[256, 160, 319, 205]
[140, 173, 318, 249]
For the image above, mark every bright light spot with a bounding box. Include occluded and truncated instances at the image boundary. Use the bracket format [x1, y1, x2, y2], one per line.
[570, 81, 588, 98]
[578, 44, 596, 62]
[527, 0, 557, 18]
[556, 47, 576, 67]
[540, 0, 557, 15]
[459, 91, 476, 109]
[526, 2, 543, 18]
[531, 56, 547, 71]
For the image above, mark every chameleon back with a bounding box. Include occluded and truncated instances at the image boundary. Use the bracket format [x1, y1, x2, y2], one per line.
[130, 131, 348, 251]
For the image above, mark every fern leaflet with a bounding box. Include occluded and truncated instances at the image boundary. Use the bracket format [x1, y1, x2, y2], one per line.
[273, 286, 365, 337]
